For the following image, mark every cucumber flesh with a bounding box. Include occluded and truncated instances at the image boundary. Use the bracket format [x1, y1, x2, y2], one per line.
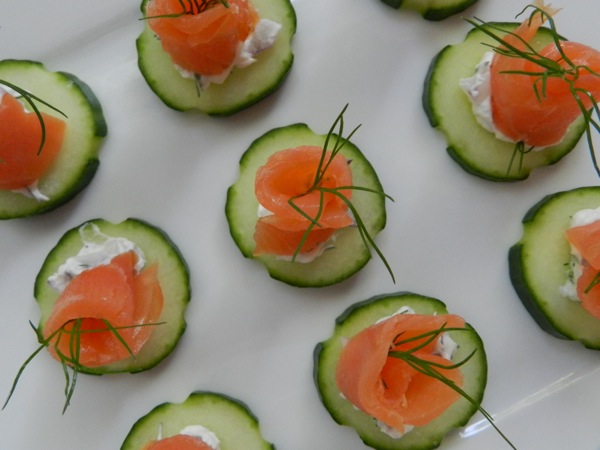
[136, 0, 296, 116]
[314, 292, 487, 450]
[34, 218, 190, 375]
[225, 123, 387, 287]
[509, 187, 600, 349]
[0, 59, 106, 219]
[120, 391, 275, 450]
[423, 23, 585, 181]
[381, 0, 478, 21]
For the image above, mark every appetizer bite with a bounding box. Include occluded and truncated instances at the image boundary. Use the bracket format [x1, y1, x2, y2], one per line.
[121, 391, 274, 449]
[379, 0, 478, 21]
[423, 1, 600, 181]
[314, 292, 512, 449]
[510, 186, 600, 349]
[137, 0, 296, 115]
[226, 106, 392, 287]
[0, 59, 106, 219]
[4, 218, 190, 412]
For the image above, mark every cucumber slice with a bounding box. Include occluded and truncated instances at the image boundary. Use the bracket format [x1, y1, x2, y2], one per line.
[314, 292, 487, 450]
[136, 0, 296, 116]
[423, 23, 586, 181]
[225, 123, 387, 287]
[121, 391, 275, 449]
[380, 0, 478, 21]
[34, 218, 190, 375]
[509, 186, 600, 349]
[0, 59, 106, 219]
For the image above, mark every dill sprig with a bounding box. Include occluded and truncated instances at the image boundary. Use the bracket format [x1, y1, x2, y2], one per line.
[388, 324, 516, 449]
[0, 79, 67, 156]
[287, 104, 395, 282]
[142, 0, 228, 20]
[466, 4, 600, 177]
[3, 319, 164, 414]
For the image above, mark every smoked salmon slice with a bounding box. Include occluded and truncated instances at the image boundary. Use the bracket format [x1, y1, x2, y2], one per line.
[43, 251, 164, 368]
[146, 0, 259, 76]
[0, 92, 65, 190]
[490, 0, 600, 147]
[253, 145, 354, 257]
[335, 313, 465, 433]
[143, 434, 214, 450]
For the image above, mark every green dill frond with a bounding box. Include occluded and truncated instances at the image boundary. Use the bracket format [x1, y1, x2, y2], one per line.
[388, 324, 516, 449]
[287, 105, 395, 282]
[466, 4, 600, 177]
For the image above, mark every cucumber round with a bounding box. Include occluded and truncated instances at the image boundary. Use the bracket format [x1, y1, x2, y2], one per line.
[314, 292, 487, 450]
[136, 0, 296, 116]
[380, 0, 478, 21]
[423, 23, 586, 181]
[509, 186, 600, 349]
[225, 123, 387, 287]
[121, 391, 275, 449]
[34, 218, 190, 375]
[0, 59, 106, 219]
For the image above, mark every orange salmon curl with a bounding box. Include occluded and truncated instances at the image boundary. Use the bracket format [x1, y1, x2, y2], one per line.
[335, 313, 466, 434]
[253, 146, 354, 257]
[146, 0, 259, 76]
[490, 0, 600, 147]
[0, 90, 65, 192]
[43, 251, 164, 368]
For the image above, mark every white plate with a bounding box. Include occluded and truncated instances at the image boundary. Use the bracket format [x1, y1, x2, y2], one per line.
[2, 0, 600, 449]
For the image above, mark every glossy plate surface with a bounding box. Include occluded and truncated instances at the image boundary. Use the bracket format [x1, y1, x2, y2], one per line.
[2, 0, 600, 449]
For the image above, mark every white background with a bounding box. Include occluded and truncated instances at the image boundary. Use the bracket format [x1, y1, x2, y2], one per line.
[1, 0, 600, 449]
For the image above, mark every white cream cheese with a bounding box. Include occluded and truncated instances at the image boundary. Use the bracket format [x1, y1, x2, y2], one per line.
[433, 330, 459, 361]
[178, 18, 282, 90]
[47, 223, 146, 293]
[180, 424, 221, 449]
[11, 181, 50, 202]
[377, 420, 414, 439]
[459, 52, 497, 135]
[560, 206, 600, 300]
[375, 306, 415, 323]
[152, 423, 220, 449]
[236, 19, 282, 68]
[0, 83, 20, 103]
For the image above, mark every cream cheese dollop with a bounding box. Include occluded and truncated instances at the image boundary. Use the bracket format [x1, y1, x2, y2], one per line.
[11, 181, 50, 202]
[459, 51, 497, 135]
[179, 424, 221, 450]
[47, 223, 146, 293]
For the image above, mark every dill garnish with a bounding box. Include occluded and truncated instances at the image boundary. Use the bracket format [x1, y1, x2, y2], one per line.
[287, 104, 395, 282]
[466, 3, 600, 177]
[3, 319, 164, 413]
